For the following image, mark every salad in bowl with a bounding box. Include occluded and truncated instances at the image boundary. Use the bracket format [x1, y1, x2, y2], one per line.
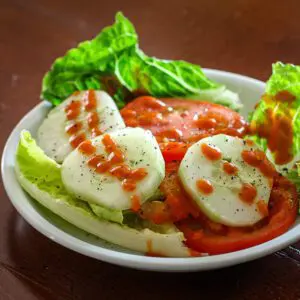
[10, 12, 300, 259]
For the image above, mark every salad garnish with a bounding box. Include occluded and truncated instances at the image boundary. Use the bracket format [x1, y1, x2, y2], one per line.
[13, 13, 300, 257]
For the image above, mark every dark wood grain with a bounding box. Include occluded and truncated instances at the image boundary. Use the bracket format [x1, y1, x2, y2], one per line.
[1, 0, 300, 299]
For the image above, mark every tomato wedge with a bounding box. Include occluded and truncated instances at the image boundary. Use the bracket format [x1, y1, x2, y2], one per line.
[177, 175, 298, 254]
[121, 96, 248, 143]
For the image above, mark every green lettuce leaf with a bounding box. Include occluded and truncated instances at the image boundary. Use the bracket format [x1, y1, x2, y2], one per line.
[41, 12, 241, 110]
[16, 130, 92, 212]
[247, 135, 268, 152]
[266, 62, 300, 96]
[249, 62, 300, 170]
[42, 12, 137, 106]
[287, 168, 300, 213]
[115, 47, 218, 95]
[89, 203, 123, 224]
[115, 47, 242, 110]
[287, 168, 300, 194]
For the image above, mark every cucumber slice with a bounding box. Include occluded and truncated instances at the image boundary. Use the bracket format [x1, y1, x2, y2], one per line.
[38, 90, 125, 163]
[61, 128, 165, 210]
[179, 134, 272, 227]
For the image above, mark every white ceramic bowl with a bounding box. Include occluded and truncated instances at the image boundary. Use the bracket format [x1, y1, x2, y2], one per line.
[2, 69, 300, 272]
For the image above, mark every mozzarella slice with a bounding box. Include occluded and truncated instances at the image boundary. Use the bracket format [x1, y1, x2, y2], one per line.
[179, 134, 272, 227]
[38, 91, 125, 163]
[61, 128, 165, 210]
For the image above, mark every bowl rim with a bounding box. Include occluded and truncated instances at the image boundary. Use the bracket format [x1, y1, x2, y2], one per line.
[2, 68, 300, 272]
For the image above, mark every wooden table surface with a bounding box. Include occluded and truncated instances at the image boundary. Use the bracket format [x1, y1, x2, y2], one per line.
[1, 0, 300, 299]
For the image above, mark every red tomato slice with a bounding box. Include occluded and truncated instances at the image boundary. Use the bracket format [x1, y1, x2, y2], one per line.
[177, 175, 298, 254]
[121, 96, 248, 143]
[140, 162, 200, 224]
[160, 142, 189, 162]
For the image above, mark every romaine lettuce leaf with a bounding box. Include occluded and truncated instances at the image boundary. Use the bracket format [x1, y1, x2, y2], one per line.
[266, 62, 300, 96]
[249, 62, 300, 170]
[246, 134, 268, 152]
[16, 130, 92, 212]
[41, 12, 242, 111]
[287, 168, 300, 195]
[115, 47, 218, 95]
[115, 47, 242, 110]
[287, 168, 300, 213]
[42, 12, 137, 106]
[89, 203, 123, 224]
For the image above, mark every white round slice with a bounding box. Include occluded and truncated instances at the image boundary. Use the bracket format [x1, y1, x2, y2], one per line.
[38, 90, 125, 163]
[61, 128, 165, 210]
[178, 134, 272, 227]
